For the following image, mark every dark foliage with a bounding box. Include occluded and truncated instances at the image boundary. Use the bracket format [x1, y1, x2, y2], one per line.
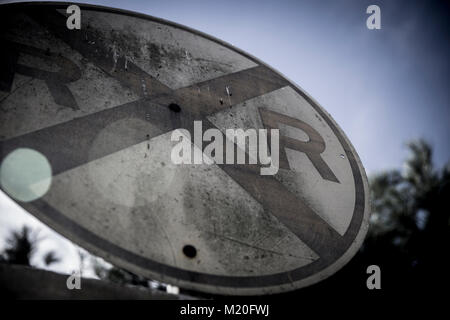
[0, 226, 60, 268]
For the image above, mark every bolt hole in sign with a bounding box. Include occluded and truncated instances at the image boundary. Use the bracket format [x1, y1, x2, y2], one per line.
[0, 2, 370, 295]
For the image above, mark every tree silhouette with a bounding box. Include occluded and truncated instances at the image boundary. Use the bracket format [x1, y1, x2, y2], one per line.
[364, 139, 449, 288]
[43, 251, 60, 266]
[0, 226, 37, 266]
[0, 226, 60, 267]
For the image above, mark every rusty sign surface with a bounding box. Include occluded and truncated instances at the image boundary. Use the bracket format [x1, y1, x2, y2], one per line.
[0, 2, 370, 295]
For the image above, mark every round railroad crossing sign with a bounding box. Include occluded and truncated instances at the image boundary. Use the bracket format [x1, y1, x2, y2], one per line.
[0, 2, 370, 295]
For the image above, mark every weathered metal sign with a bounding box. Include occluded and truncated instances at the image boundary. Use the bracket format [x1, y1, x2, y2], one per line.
[0, 2, 370, 295]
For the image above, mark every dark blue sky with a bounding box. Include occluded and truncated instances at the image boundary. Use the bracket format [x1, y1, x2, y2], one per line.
[5, 0, 450, 173]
